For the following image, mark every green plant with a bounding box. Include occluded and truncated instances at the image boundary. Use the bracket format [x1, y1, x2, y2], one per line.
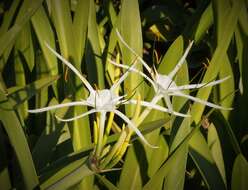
[0, 0, 248, 190]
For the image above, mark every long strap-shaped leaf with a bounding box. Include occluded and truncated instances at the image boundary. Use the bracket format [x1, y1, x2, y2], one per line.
[0, 0, 44, 57]
[191, 0, 242, 123]
[143, 122, 200, 190]
[0, 91, 39, 190]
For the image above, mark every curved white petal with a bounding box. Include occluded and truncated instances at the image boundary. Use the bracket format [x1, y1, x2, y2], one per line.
[28, 101, 89, 113]
[116, 29, 152, 74]
[169, 76, 230, 91]
[110, 59, 138, 91]
[113, 109, 158, 148]
[123, 99, 190, 117]
[109, 59, 157, 91]
[171, 91, 232, 110]
[168, 41, 194, 79]
[45, 42, 95, 94]
[55, 109, 97, 122]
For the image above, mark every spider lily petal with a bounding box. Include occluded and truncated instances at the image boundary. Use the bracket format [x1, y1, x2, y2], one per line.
[124, 99, 190, 117]
[171, 91, 233, 110]
[116, 29, 152, 74]
[113, 109, 158, 148]
[108, 59, 157, 91]
[169, 76, 230, 91]
[168, 41, 194, 79]
[55, 109, 98, 122]
[115, 31, 232, 112]
[45, 42, 95, 94]
[110, 59, 139, 91]
[28, 101, 90, 113]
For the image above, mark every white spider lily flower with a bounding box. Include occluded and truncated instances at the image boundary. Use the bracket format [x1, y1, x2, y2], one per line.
[28, 43, 183, 148]
[114, 29, 232, 114]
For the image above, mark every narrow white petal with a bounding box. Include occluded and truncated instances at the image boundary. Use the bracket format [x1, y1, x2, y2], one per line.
[111, 59, 138, 91]
[163, 94, 173, 113]
[172, 92, 232, 110]
[168, 41, 194, 79]
[109, 59, 157, 91]
[45, 42, 95, 94]
[113, 109, 158, 148]
[28, 101, 89, 113]
[55, 109, 97, 122]
[124, 99, 190, 117]
[115, 29, 152, 73]
[169, 76, 231, 91]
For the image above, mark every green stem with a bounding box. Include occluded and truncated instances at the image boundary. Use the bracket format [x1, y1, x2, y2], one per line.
[102, 112, 114, 147]
[95, 112, 106, 157]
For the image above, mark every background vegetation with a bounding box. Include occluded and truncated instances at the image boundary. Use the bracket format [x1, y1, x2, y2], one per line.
[0, 0, 248, 189]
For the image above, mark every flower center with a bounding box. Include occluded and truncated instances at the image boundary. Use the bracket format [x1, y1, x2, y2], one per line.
[87, 89, 120, 111]
[155, 74, 177, 94]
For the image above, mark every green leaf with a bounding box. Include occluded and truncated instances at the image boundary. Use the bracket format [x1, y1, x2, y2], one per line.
[40, 159, 94, 190]
[50, 0, 76, 64]
[189, 130, 226, 190]
[218, 55, 234, 118]
[32, 98, 72, 172]
[194, 3, 213, 42]
[211, 111, 241, 155]
[118, 145, 142, 190]
[105, 0, 117, 26]
[85, 0, 105, 89]
[208, 123, 227, 187]
[0, 168, 11, 190]
[234, 13, 248, 139]
[147, 136, 169, 177]
[0, 0, 21, 71]
[69, 95, 94, 190]
[105, 28, 119, 85]
[0, 0, 21, 36]
[35, 54, 50, 108]
[72, 4, 94, 190]
[15, 22, 34, 71]
[117, 0, 143, 116]
[231, 154, 248, 190]
[2, 75, 59, 110]
[163, 145, 188, 190]
[96, 174, 119, 190]
[165, 46, 190, 190]
[14, 49, 28, 120]
[0, 91, 39, 190]
[158, 35, 184, 75]
[191, 0, 242, 123]
[0, 127, 11, 190]
[238, 2, 248, 35]
[31, 5, 58, 76]
[0, 0, 44, 57]
[212, 0, 231, 44]
[118, 118, 169, 190]
[143, 123, 199, 190]
[72, 0, 90, 64]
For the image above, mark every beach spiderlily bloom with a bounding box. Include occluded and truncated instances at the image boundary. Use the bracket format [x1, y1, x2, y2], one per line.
[110, 29, 232, 116]
[28, 43, 187, 150]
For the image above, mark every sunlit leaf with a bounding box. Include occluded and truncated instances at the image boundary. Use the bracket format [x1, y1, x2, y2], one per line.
[0, 91, 39, 190]
[231, 154, 248, 190]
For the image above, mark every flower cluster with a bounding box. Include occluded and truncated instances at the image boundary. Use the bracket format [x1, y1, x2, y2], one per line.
[29, 31, 231, 170]
[111, 30, 232, 116]
[29, 42, 181, 153]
